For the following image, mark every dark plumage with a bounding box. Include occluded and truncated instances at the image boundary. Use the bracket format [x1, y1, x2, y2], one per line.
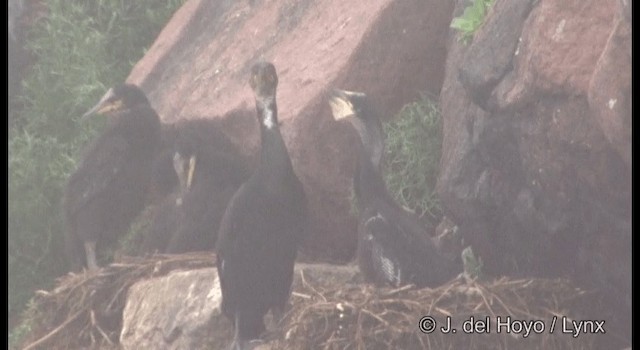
[64, 84, 161, 271]
[140, 119, 252, 254]
[328, 89, 460, 288]
[216, 62, 308, 350]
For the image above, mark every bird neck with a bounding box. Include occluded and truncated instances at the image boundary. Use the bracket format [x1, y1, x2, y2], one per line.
[350, 115, 397, 213]
[350, 116, 384, 170]
[256, 96, 278, 131]
[254, 96, 295, 184]
[354, 149, 394, 213]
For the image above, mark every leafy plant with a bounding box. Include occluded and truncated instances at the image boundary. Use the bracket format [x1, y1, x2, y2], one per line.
[450, 0, 495, 44]
[8, 0, 185, 327]
[383, 94, 443, 221]
[347, 94, 443, 224]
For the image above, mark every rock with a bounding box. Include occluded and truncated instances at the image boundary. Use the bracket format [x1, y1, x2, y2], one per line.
[490, 0, 618, 110]
[120, 263, 360, 350]
[458, 0, 535, 109]
[126, 0, 455, 262]
[438, 0, 630, 342]
[587, 0, 631, 167]
[120, 268, 231, 350]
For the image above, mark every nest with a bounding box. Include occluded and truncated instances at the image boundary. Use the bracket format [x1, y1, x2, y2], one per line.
[17, 253, 215, 350]
[270, 275, 623, 350]
[15, 255, 628, 350]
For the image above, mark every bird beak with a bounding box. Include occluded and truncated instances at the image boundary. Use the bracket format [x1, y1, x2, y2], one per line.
[81, 88, 122, 120]
[186, 156, 196, 189]
[173, 152, 186, 189]
[328, 89, 363, 121]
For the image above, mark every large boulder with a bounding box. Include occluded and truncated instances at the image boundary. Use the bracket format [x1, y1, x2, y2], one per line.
[120, 268, 230, 350]
[120, 263, 360, 350]
[126, 0, 454, 262]
[438, 0, 631, 341]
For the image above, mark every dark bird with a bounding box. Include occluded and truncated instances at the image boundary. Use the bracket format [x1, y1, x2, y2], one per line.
[328, 89, 461, 288]
[64, 84, 161, 271]
[168, 131, 252, 253]
[140, 119, 252, 254]
[216, 61, 308, 350]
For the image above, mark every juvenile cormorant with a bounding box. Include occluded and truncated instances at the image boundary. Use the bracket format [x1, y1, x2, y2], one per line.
[328, 89, 460, 288]
[165, 129, 251, 253]
[216, 61, 308, 350]
[140, 119, 252, 254]
[64, 84, 161, 271]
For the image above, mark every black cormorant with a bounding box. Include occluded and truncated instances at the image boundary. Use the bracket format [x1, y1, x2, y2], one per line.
[216, 61, 308, 350]
[328, 89, 460, 288]
[64, 84, 161, 271]
[165, 128, 251, 253]
[140, 119, 252, 254]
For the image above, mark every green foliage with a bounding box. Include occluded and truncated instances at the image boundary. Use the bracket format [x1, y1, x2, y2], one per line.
[383, 94, 443, 221]
[9, 0, 184, 321]
[462, 246, 485, 281]
[450, 0, 495, 44]
[8, 299, 39, 349]
[347, 95, 443, 223]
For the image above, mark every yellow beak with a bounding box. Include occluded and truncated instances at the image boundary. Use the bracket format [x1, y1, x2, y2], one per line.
[187, 156, 196, 189]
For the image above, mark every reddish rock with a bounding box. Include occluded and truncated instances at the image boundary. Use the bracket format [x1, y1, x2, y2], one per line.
[587, 0, 631, 167]
[439, 0, 630, 343]
[491, 0, 618, 110]
[127, 0, 454, 261]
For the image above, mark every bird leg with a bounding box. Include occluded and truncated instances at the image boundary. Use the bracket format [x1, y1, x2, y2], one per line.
[268, 305, 286, 329]
[84, 241, 99, 271]
[229, 314, 262, 350]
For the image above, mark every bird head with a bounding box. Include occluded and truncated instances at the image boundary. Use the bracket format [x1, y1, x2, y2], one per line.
[249, 61, 278, 99]
[328, 89, 378, 122]
[82, 84, 149, 120]
[329, 89, 385, 168]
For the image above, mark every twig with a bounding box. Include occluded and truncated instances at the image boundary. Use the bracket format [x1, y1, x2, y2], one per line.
[23, 308, 84, 350]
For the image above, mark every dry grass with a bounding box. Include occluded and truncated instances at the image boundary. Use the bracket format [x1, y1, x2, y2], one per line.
[17, 253, 214, 350]
[15, 254, 628, 350]
[270, 274, 617, 350]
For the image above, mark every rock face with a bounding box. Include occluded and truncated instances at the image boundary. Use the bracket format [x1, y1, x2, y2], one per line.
[127, 0, 454, 261]
[120, 263, 360, 350]
[438, 0, 631, 340]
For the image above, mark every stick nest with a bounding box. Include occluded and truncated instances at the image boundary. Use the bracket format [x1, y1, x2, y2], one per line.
[17, 253, 214, 350]
[15, 255, 626, 350]
[270, 274, 619, 350]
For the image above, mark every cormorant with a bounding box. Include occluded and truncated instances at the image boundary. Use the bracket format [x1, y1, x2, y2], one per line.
[216, 61, 308, 350]
[328, 89, 460, 288]
[166, 128, 251, 253]
[140, 119, 252, 254]
[64, 84, 161, 271]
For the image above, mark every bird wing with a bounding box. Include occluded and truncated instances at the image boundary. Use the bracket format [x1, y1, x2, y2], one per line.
[362, 206, 454, 287]
[65, 131, 130, 215]
[362, 213, 404, 287]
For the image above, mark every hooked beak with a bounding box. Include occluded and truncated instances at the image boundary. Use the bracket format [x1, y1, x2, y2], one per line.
[186, 156, 196, 189]
[328, 89, 364, 121]
[82, 88, 122, 120]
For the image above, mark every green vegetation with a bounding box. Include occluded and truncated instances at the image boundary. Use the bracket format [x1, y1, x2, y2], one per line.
[462, 246, 485, 281]
[450, 0, 495, 44]
[9, 0, 185, 331]
[383, 94, 443, 221]
[348, 94, 443, 221]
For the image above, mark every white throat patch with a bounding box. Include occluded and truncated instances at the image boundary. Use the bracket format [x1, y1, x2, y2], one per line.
[260, 97, 276, 129]
[263, 108, 274, 129]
